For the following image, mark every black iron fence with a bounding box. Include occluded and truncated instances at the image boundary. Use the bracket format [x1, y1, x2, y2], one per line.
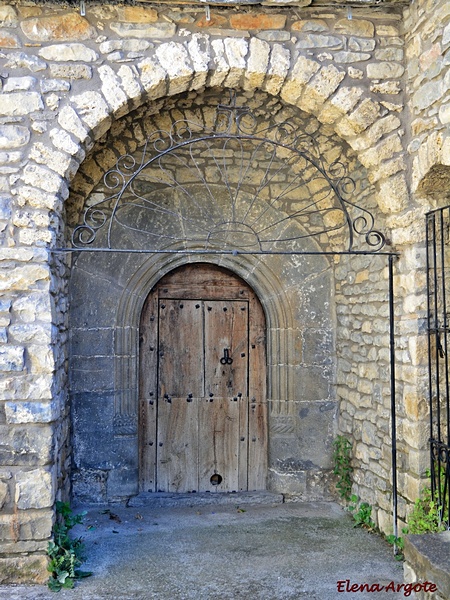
[426, 206, 450, 529]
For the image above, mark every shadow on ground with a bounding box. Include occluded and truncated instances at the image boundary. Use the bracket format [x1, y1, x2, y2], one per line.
[0, 501, 404, 600]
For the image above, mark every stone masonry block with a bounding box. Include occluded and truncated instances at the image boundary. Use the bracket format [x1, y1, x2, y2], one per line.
[21, 13, 96, 42]
[5, 400, 60, 424]
[244, 37, 270, 90]
[156, 42, 194, 95]
[15, 468, 55, 509]
[300, 65, 345, 113]
[230, 13, 286, 30]
[0, 555, 48, 584]
[281, 56, 320, 105]
[0, 346, 24, 371]
[71, 91, 112, 140]
[0, 509, 53, 542]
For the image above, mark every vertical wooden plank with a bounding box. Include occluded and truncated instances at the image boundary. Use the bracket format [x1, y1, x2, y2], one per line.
[238, 396, 248, 491]
[248, 291, 268, 490]
[157, 299, 203, 491]
[198, 397, 240, 492]
[204, 300, 248, 398]
[156, 397, 199, 492]
[158, 299, 204, 398]
[248, 400, 268, 490]
[139, 292, 158, 492]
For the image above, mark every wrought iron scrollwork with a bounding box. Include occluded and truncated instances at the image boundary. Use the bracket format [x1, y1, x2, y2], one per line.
[71, 90, 385, 254]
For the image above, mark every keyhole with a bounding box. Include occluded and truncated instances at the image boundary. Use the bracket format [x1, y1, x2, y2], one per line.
[210, 473, 223, 486]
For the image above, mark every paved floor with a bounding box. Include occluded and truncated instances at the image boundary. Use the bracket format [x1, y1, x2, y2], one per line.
[0, 500, 406, 600]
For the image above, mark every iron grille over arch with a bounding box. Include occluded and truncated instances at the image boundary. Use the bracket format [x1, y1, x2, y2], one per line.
[70, 90, 385, 255]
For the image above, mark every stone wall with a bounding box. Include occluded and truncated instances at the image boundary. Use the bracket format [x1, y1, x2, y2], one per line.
[0, 0, 446, 584]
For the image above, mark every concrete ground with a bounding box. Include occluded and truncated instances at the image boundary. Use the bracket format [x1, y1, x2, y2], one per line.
[0, 499, 406, 600]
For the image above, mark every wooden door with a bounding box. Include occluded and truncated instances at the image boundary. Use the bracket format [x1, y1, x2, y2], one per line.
[139, 264, 267, 493]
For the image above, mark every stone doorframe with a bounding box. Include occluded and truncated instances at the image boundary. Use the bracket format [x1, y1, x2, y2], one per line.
[113, 253, 298, 436]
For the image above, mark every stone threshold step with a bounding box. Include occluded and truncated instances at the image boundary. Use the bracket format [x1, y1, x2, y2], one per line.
[128, 490, 284, 508]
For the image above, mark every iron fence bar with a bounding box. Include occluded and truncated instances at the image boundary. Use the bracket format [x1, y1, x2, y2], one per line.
[426, 213, 436, 499]
[439, 210, 450, 518]
[426, 206, 450, 528]
[389, 254, 398, 546]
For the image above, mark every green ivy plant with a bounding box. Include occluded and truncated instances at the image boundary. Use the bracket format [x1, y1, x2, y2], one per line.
[348, 494, 376, 531]
[47, 501, 92, 592]
[332, 435, 353, 503]
[405, 485, 447, 534]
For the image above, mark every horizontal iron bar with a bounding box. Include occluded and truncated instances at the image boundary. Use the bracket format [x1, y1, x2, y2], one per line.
[49, 247, 399, 257]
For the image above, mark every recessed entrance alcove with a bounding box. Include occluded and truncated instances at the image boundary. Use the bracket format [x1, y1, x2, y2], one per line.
[68, 88, 383, 504]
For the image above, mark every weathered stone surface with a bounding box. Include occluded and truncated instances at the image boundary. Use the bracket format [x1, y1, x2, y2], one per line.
[230, 13, 286, 30]
[281, 55, 320, 104]
[0, 125, 30, 149]
[257, 30, 290, 42]
[39, 43, 98, 62]
[117, 7, 158, 23]
[335, 18, 374, 37]
[444, 22, 450, 46]
[0, 6, 18, 28]
[224, 37, 248, 87]
[367, 62, 405, 79]
[265, 43, 290, 94]
[412, 80, 444, 110]
[0, 555, 48, 584]
[439, 103, 450, 125]
[333, 51, 371, 63]
[29, 142, 74, 177]
[349, 37, 375, 52]
[117, 64, 143, 104]
[0, 346, 24, 371]
[49, 63, 92, 79]
[301, 64, 345, 112]
[3, 76, 36, 92]
[71, 91, 111, 139]
[209, 39, 229, 87]
[188, 33, 210, 88]
[4, 52, 46, 72]
[318, 86, 363, 124]
[375, 47, 404, 62]
[17, 6, 42, 18]
[21, 13, 96, 42]
[370, 81, 401, 94]
[5, 400, 59, 424]
[40, 78, 70, 94]
[196, 13, 227, 28]
[57, 105, 89, 141]
[99, 39, 150, 53]
[0, 31, 21, 48]
[22, 163, 65, 194]
[335, 98, 382, 138]
[0, 481, 8, 509]
[0, 508, 53, 541]
[296, 34, 343, 49]
[0, 423, 54, 465]
[359, 133, 403, 168]
[98, 65, 128, 117]
[291, 19, 327, 32]
[245, 37, 270, 89]
[156, 42, 193, 94]
[137, 57, 167, 98]
[110, 22, 176, 38]
[15, 468, 54, 509]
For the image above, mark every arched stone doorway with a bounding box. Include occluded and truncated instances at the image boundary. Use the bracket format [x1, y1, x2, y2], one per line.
[139, 263, 267, 493]
[68, 88, 384, 510]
